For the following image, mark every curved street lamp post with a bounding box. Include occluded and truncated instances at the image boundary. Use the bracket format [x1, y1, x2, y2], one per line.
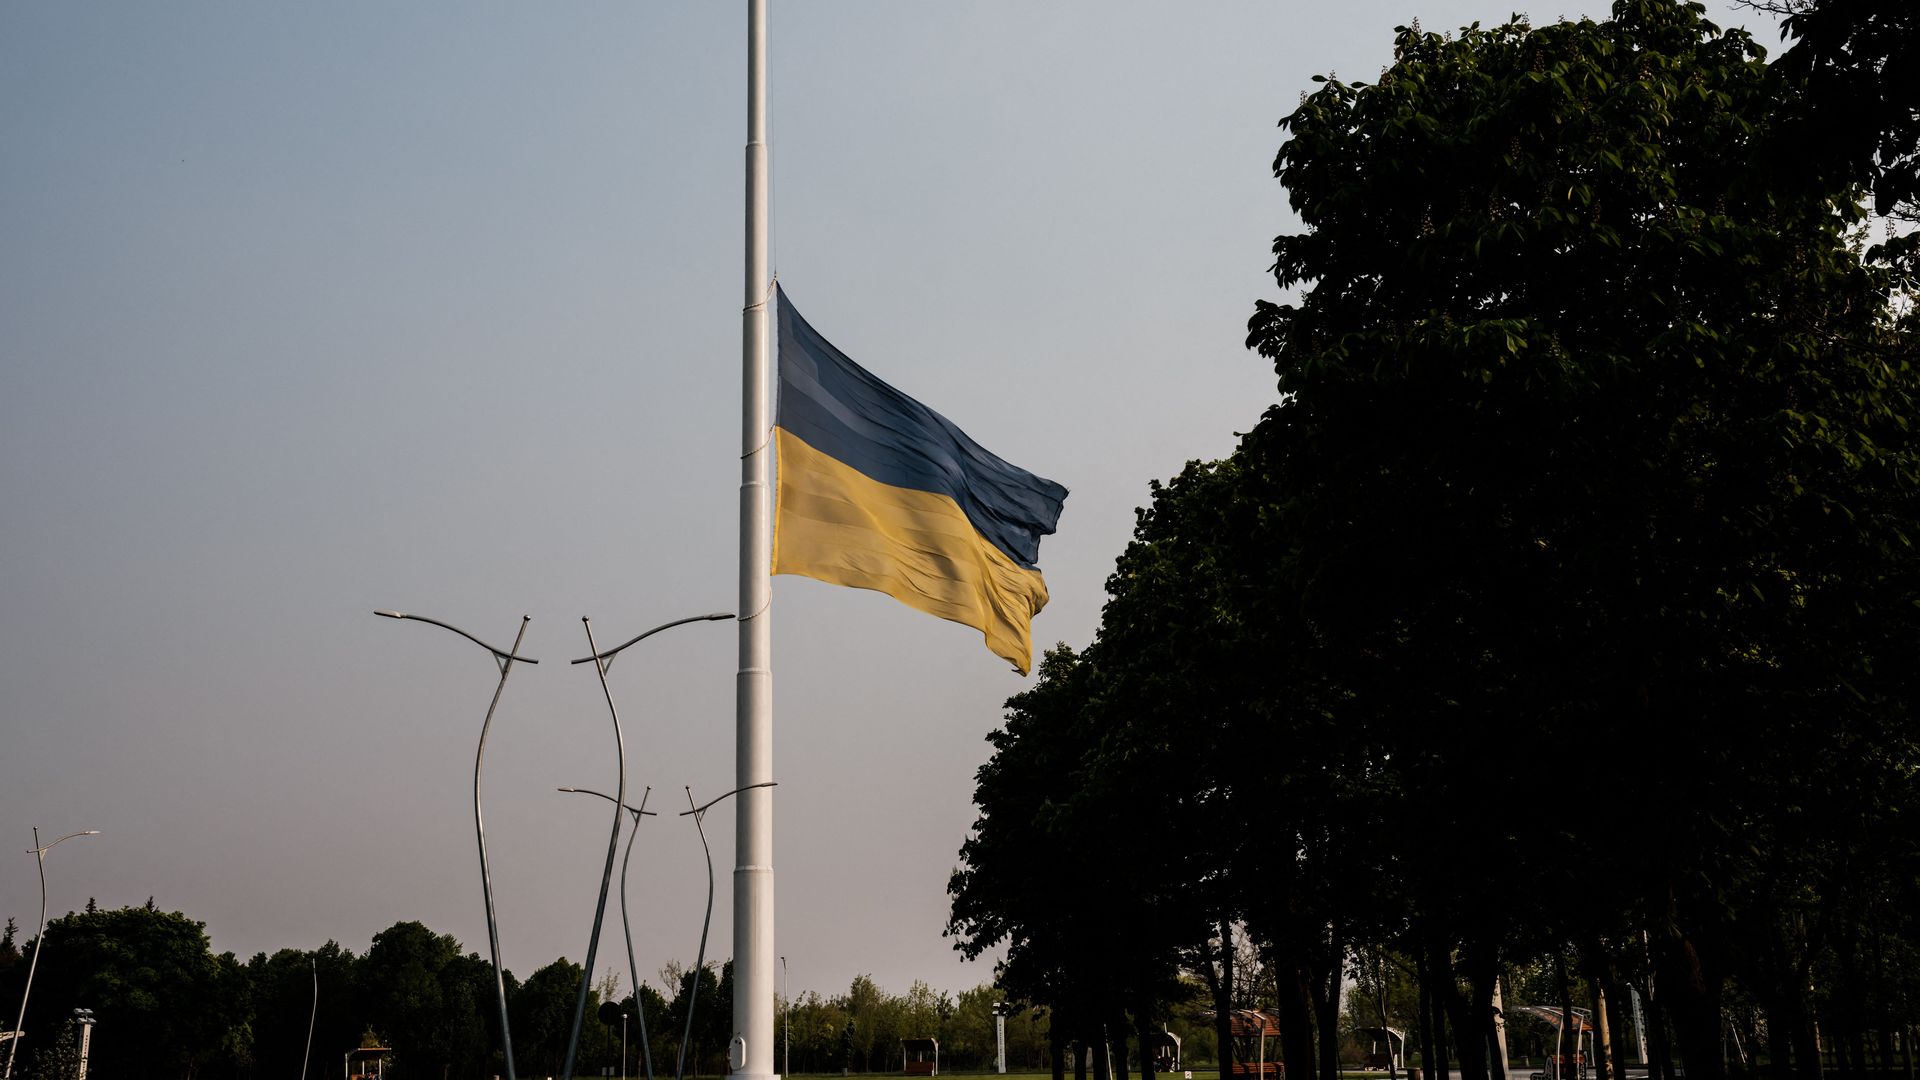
[4, 827, 99, 1080]
[560, 613, 733, 1080]
[374, 610, 537, 1080]
[675, 781, 776, 1080]
[557, 786, 658, 1080]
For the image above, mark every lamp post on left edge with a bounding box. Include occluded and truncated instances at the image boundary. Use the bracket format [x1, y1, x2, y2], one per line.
[4, 827, 99, 1080]
[375, 610, 537, 1080]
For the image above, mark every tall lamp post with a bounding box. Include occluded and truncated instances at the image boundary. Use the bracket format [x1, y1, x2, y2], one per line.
[676, 782, 776, 1080]
[557, 786, 658, 1080]
[562, 612, 734, 1080]
[301, 956, 318, 1080]
[4, 827, 99, 1080]
[374, 610, 536, 1080]
[780, 956, 789, 1080]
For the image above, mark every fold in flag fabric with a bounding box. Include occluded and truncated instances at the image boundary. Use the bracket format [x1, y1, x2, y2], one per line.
[772, 286, 1068, 675]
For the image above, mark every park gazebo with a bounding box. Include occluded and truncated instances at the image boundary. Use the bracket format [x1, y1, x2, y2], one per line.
[1507, 1006, 1593, 1080]
[1219, 1010, 1281, 1080]
[344, 1047, 391, 1080]
[901, 1037, 939, 1076]
[1355, 1027, 1407, 1072]
[1148, 1029, 1182, 1075]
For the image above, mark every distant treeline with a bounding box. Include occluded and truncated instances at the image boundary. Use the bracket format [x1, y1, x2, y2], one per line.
[0, 902, 1227, 1080]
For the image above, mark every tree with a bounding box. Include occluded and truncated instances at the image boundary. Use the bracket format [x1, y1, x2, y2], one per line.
[359, 921, 491, 1080]
[948, 646, 1183, 1080]
[630, 982, 670, 1079]
[1738, 0, 1920, 220]
[1244, 2, 1920, 1077]
[24, 1016, 80, 1080]
[511, 958, 584, 1079]
[662, 962, 723, 1077]
[18, 905, 250, 1080]
[953, 4, 1920, 1080]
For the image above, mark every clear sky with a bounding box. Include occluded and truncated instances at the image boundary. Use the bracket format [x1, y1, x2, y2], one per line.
[2, 1, 1762, 1004]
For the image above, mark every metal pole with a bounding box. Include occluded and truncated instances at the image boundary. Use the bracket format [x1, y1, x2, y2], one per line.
[565, 611, 731, 1080]
[562, 618, 630, 1080]
[564, 613, 730, 1080]
[617, 800, 652, 1080]
[682, 784, 776, 1080]
[303, 957, 318, 1080]
[375, 610, 534, 1080]
[4, 828, 97, 1080]
[781, 957, 789, 1080]
[478, 617, 531, 1080]
[736, 0, 776, 1075]
[680, 787, 717, 1080]
[560, 787, 659, 1080]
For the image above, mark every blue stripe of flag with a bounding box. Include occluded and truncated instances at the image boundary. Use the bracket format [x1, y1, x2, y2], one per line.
[775, 286, 1067, 570]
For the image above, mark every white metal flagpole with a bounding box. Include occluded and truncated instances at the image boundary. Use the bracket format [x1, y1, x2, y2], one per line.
[733, 0, 776, 1077]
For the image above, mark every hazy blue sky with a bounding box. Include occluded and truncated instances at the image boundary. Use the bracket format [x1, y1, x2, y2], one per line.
[3, 1, 1763, 1003]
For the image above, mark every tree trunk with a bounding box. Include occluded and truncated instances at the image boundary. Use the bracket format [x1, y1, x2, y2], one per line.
[1794, 996, 1823, 1080]
[1765, 989, 1796, 1080]
[1053, 1023, 1068, 1080]
[1653, 926, 1725, 1080]
[1646, 978, 1675, 1080]
[1283, 960, 1318, 1080]
[1438, 945, 1481, 1080]
[1077, 1039, 1091, 1080]
[1418, 951, 1447, 1080]
[1376, 951, 1399, 1080]
[1212, 920, 1238, 1080]
[1138, 993, 1159, 1080]
[1466, 948, 1505, 1080]
[1558, 954, 1577, 1080]
[1314, 924, 1345, 1080]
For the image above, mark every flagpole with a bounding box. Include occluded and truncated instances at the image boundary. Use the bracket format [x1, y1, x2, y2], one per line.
[733, 0, 777, 1077]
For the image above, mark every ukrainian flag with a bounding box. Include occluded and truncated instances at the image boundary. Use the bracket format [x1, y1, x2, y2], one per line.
[772, 286, 1068, 675]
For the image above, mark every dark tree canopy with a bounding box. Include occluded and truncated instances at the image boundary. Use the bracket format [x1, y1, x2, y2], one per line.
[954, 3, 1920, 1080]
[1741, 0, 1920, 218]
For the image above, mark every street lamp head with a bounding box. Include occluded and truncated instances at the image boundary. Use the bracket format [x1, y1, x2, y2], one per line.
[34, 830, 101, 854]
[374, 610, 406, 620]
[571, 610, 738, 666]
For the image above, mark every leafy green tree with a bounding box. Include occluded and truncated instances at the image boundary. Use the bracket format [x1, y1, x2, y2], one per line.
[1739, 0, 1920, 219]
[1244, 1, 1920, 1077]
[954, 4, 1920, 1080]
[24, 1015, 79, 1080]
[249, 948, 327, 1080]
[358, 921, 491, 1080]
[948, 647, 1155, 1077]
[17, 905, 249, 1080]
[661, 961, 723, 1077]
[0, 918, 21, 1034]
[630, 982, 670, 1080]
[511, 958, 584, 1079]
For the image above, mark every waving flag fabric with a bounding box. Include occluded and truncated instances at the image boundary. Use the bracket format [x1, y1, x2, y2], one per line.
[772, 286, 1068, 674]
